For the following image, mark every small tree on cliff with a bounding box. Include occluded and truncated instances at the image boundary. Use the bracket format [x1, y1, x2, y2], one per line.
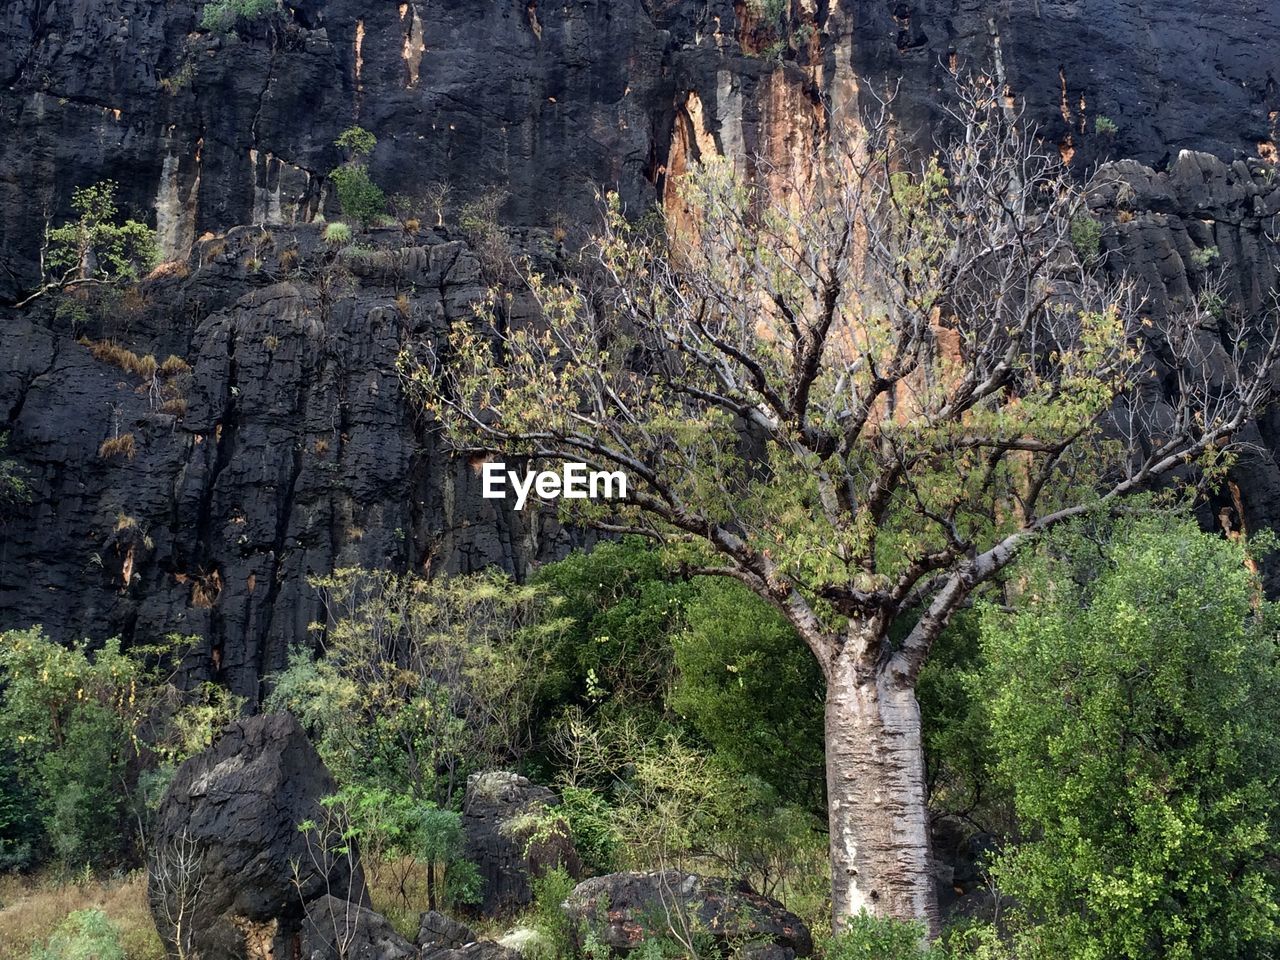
[400, 77, 1280, 933]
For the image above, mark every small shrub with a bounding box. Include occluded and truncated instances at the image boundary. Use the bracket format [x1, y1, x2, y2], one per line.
[824, 915, 941, 960]
[747, 0, 789, 21]
[46, 182, 158, 286]
[394, 294, 412, 317]
[28, 908, 125, 960]
[0, 432, 33, 519]
[1070, 214, 1103, 261]
[1094, 114, 1118, 136]
[527, 866, 578, 960]
[1189, 244, 1220, 268]
[201, 0, 277, 34]
[330, 167, 386, 229]
[98, 434, 137, 461]
[324, 222, 353, 245]
[335, 126, 377, 158]
[330, 127, 386, 228]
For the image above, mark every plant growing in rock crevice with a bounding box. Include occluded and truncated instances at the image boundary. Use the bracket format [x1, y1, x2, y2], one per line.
[330, 127, 387, 229]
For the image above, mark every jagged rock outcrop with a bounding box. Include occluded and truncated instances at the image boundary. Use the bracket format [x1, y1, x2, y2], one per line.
[417, 910, 478, 952]
[149, 713, 367, 959]
[3, 0, 1280, 676]
[462, 771, 582, 916]
[564, 871, 813, 960]
[301, 895, 418, 960]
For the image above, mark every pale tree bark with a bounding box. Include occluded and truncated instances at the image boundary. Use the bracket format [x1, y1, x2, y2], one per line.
[825, 641, 938, 935]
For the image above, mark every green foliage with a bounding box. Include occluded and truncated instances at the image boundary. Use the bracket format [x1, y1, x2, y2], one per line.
[0, 629, 235, 872]
[200, 0, 277, 34]
[825, 915, 941, 960]
[747, 0, 789, 20]
[556, 785, 620, 874]
[266, 568, 563, 807]
[1094, 115, 1119, 136]
[324, 222, 353, 245]
[329, 127, 385, 228]
[671, 578, 825, 811]
[28, 908, 126, 960]
[0, 432, 33, 519]
[534, 538, 692, 715]
[535, 538, 824, 812]
[981, 517, 1280, 960]
[528, 866, 579, 960]
[0, 628, 155, 867]
[46, 182, 158, 284]
[330, 167, 387, 229]
[336, 126, 377, 159]
[1189, 244, 1221, 269]
[1070, 214, 1103, 261]
[325, 784, 479, 912]
[915, 612, 1006, 830]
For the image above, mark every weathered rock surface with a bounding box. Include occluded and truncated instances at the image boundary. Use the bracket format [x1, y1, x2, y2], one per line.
[148, 713, 367, 960]
[301, 895, 418, 960]
[4, 0, 1280, 679]
[564, 871, 813, 960]
[417, 910, 478, 952]
[0, 225, 591, 703]
[463, 771, 582, 916]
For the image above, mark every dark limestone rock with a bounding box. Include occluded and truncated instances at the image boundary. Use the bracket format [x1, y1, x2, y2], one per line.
[301, 895, 418, 960]
[4, 0, 1280, 689]
[563, 871, 813, 960]
[417, 910, 477, 951]
[148, 713, 367, 960]
[0, 226, 594, 704]
[462, 771, 582, 917]
[422, 943, 523, 960]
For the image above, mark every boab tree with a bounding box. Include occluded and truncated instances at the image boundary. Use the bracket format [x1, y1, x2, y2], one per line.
[400, 78, 1280, 933]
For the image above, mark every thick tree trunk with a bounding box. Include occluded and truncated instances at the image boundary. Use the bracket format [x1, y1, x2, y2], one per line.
[824, 644, 939, 937]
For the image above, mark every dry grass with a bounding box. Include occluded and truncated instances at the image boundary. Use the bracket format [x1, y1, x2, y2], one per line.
[395, 293, 412, 318]
[99, 433, 138, 460]
[158, 355, 191, 377]
[0, 871, 163, 960]
[158, 396, 189, 418]
[82, 340, 158, 381]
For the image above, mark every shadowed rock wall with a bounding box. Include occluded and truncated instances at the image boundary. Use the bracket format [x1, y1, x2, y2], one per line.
[2, 0, 1279, 696]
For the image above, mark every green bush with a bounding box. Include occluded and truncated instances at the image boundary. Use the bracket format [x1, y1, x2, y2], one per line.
[672, 578, 825, 811]
[1070, 214, 1103, 261]
[330, 127, 386, 228]
[29, 908, 126, 960]
[0, 629, 154, 867]
[528, 866, 579, 960]
[201, 0, 277, 34]
[1094, 115, 1119, 135]
[982, 517, 1280, 960]
[46, 182, 158, 284]
[324, 221, 353, 245]
[825, 914, 942, 960]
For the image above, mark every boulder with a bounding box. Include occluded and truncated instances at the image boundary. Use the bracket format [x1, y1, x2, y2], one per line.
[301, 895, 417, 960]
[148, 713, 367, 960]
[462, 771, 581, 916]
[422, 944, 523, 960]
[564, 872, 813, 960]
[418, 909, 477, 950]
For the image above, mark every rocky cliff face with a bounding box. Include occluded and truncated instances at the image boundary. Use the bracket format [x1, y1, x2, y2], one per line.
[2, 0, 1279, 698]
